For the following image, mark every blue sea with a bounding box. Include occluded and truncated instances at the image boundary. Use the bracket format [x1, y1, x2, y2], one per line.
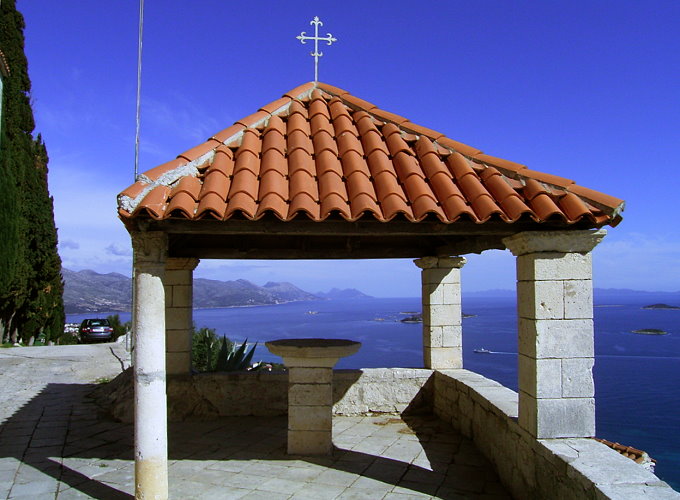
[67, 294, 680, 489]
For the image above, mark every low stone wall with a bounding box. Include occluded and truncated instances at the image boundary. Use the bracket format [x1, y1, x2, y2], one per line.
[433, 370, 679, 499]
[333, 368, 433, 415]
[94, 368, 433, 422]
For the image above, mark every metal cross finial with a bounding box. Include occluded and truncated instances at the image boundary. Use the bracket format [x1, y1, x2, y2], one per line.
[296, 16, 337, 82]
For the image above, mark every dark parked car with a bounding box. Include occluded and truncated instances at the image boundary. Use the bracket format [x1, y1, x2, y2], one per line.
[79, 318, 114, 343]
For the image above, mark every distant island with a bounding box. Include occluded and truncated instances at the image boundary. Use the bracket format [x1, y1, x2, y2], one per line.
[315, 288, 372, 300]
[642, 303, 680, 310]
[62, 268, 371, 314]
[400, 312, 476, 324]
[631, 328, 668, 335]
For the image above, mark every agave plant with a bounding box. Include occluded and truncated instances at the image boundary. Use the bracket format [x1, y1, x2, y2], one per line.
[213, 336, 258, 372]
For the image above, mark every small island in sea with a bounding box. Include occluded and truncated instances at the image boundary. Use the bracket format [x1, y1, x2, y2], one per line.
[642, 303, 680, 310]
[399, 312, 476, 324]
[631, 328, 668, 335]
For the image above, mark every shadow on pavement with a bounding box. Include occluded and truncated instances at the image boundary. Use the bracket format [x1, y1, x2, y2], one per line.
[0, 382, 502, 499]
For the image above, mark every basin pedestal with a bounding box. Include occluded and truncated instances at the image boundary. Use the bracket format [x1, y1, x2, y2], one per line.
[265, 339, 361, 455]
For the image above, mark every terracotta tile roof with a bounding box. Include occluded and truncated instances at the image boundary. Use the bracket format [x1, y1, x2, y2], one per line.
[118, 82, 624, 227]
[593, 438, 656, 467]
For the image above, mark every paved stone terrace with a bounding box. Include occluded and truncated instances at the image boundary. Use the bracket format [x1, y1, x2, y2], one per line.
[0, 345, 511, 499]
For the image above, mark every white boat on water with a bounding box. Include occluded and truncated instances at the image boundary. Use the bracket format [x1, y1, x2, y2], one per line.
[474, 348, 492, 354]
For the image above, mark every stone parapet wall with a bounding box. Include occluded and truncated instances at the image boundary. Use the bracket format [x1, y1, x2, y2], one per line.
[333, 368, 433, 415]
[94, 367, 434, 422]
[433, 370, 679, 499]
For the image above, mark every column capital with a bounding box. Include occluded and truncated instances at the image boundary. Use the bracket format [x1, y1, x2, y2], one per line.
[131, 231, 167, 266]
[414, 256, 466, 270]
[165, 257, 199, 271]
[503, 229, 606, 257]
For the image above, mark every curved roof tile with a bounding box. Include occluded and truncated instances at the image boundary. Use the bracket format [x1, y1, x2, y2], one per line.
[118, 82, 624, 227]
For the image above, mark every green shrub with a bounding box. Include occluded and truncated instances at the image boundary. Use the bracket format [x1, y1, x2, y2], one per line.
[191, 326, 222, 372]
[106, 314, 130, 340]
[191, 326, 257, 372]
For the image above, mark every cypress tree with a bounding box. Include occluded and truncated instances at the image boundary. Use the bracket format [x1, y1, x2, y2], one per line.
[0, 1, 64, 343]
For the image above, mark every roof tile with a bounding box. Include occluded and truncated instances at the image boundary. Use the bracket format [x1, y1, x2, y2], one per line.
[475, 153, 526, 174]
[566, 185, 625, 211]
[206, 147, 235, 178]
[259, 97, 291, 114]
[170, 175, 202, 200]
[142, 158, 185, 182]
[225, 192, 257, 219]
[320, 193, 351, 220]
[236, 110, 269, 128]
[256, 193, 288, 220]
[119, 82, 622, 228]
[212, 124, 244, 143]
[346, 169, 377, 202]
[166, 191, 196, 218]
[529, 192, 563, 220]
[380, 193, 413, 220]
[342, 94, 378, 112]
[119, 181, 146, 200]
[470, 195, 503, 221]
[135, 185, 170, 219]
[371, 107, 409, 125]
[522, 168, 574, 188]
[403, 122, 445, 141]
[196, 192, 227, 220]
[438, 137, 482, 157]
[312, 130, 339, 155]
[289, 192, 320, 219]
[283, 82, 316, 99]
[177, 139, 220, 162]
[349, 193, 382, 220]
[498, 194, 532, 222]
[201, 170, 231, 201]
[316, 82, 349, 97]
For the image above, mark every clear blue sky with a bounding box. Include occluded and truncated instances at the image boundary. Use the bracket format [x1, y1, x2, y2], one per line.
[17, 1, 680, 296]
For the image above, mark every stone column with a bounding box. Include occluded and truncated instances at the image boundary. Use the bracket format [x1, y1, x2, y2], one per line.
[265, 339, 360, 455]
[503, 229, 606, 439]
[131, 231, 169, 500]
[165, 258, 199, 375]
[414, 256, 466, 369]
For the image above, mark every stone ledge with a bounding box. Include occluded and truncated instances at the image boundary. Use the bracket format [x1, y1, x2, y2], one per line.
[433, 369, 679, 500]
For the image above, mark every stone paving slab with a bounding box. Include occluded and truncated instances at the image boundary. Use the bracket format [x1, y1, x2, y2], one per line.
[0, 343, 511, 499]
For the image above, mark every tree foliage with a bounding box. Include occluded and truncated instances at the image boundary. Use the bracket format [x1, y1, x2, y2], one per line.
[106, 314, 131, 341]
[0, 1, 64, 343]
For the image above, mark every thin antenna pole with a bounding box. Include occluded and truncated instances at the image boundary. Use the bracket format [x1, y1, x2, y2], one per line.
[130, 0, 144, 355]
[134, 0, 144, 181]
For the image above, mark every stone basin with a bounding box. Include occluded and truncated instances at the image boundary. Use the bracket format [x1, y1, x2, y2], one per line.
[265, 338, 361, 455]
[265, 338, 361, 364]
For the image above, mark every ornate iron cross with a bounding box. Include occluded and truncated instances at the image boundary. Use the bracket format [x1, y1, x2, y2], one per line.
[296, 16, 337, 82]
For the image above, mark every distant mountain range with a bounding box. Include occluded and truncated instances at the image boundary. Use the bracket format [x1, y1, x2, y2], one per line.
[62, 269, 372, 314]
[465, 288, 680, 308]
[315, 288, 372, 300]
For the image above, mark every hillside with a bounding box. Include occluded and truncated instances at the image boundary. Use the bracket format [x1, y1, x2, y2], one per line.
[62, 269, 319, 313]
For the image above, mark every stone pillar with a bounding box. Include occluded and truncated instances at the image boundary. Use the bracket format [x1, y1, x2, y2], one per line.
[165, 258, 199, 375]
[503, 229, 606, 439]
[265, 339, 360, 455]
[414, 256, 466, 369]
[131, 231, 169, 500]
